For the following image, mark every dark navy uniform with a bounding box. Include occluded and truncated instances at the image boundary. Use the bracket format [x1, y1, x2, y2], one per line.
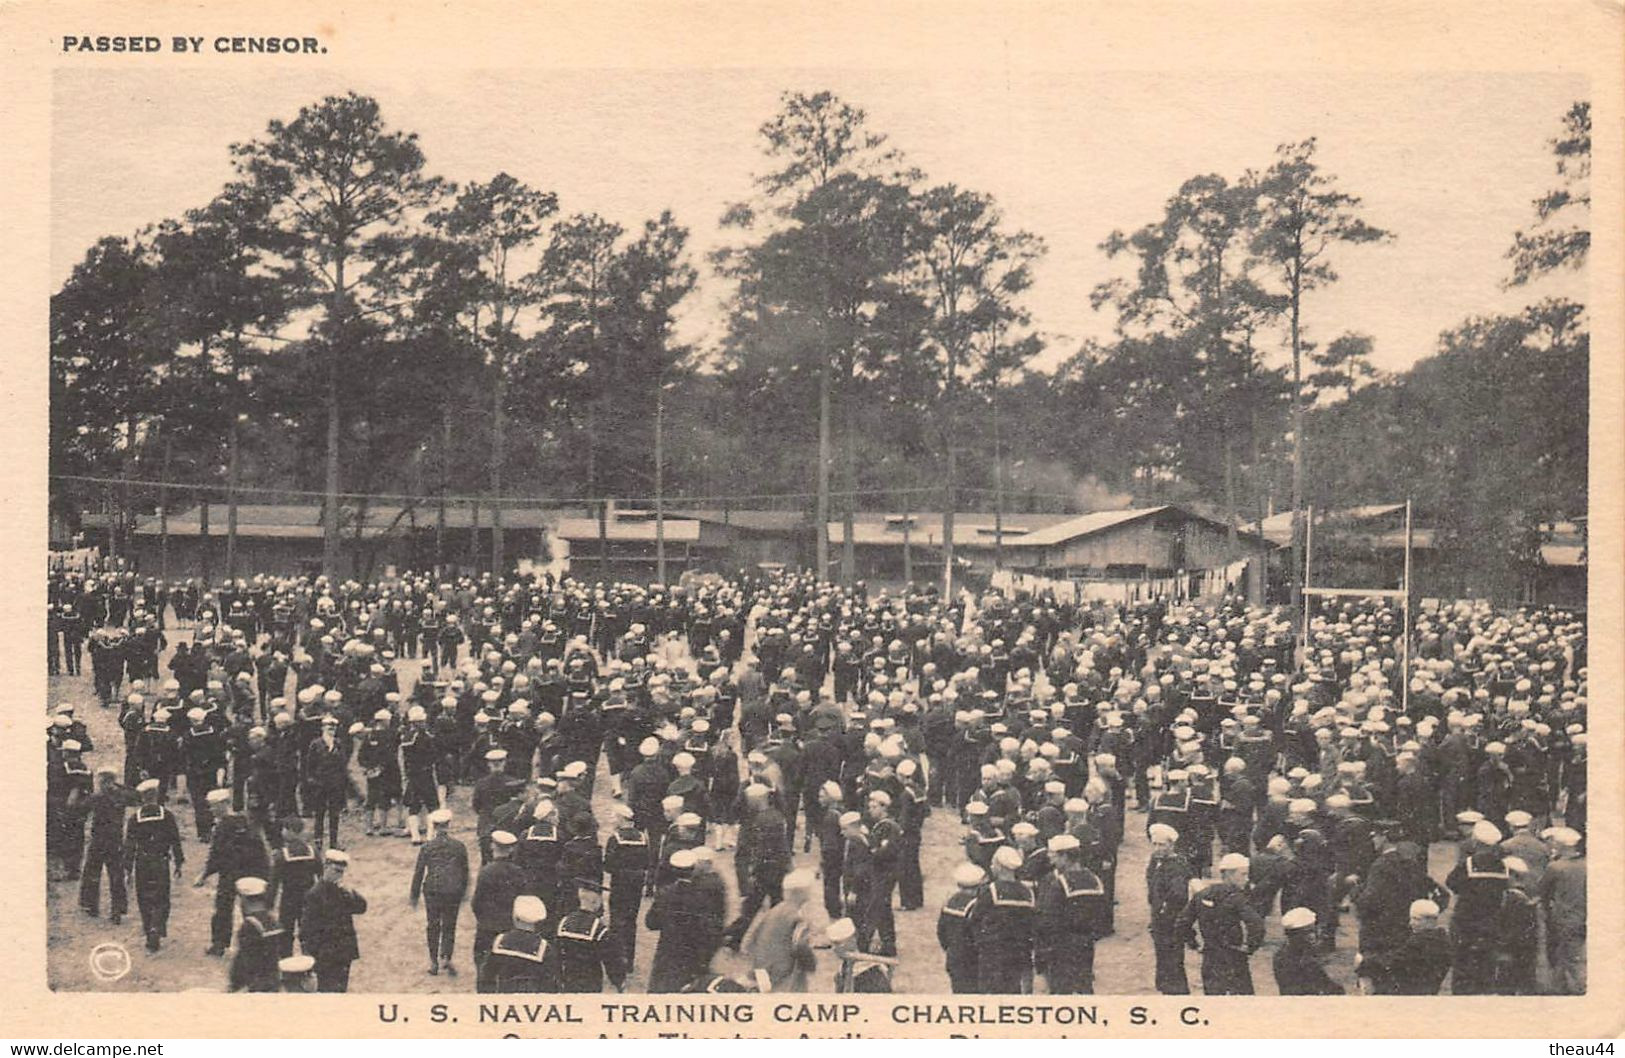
[973, 878, 1035, 993]
[935, 885, 982, 993]
[1175, 881, 1264, 995]
[479, 927, 561, 993]
[604, 823, 649, 970]
[555, 908, 627, 992]
[122, 802, 184, 950]
[201, 813, 270, 953]
[268, 837, 319, 955]
[229, 909, 286, 992]
[472, 857, 529, 972]
[1147, 850, 1194, 994]
[1036, 866, 1106, 994]
[1444, 849, 1509, 995]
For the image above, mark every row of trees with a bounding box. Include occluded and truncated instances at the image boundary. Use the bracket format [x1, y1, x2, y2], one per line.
[52, 91, 1589, 599]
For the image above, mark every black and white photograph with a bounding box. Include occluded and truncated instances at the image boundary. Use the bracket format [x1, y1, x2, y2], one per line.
[9, 0, 1621, 1040]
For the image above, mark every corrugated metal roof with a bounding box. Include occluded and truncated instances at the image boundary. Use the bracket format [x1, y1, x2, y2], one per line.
[132, 504, 570, 538]
[554, 517, 701, 543]
[828, 518, 1058, 548]
[670, 509, 808, 532]
[1005, 507, 1169, 547]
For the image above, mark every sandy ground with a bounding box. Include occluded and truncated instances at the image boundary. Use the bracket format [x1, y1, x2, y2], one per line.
[47, 631, 1465, 996]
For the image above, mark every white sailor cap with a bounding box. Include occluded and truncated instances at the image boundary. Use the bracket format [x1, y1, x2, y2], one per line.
[1409, 899, 1441, 918]
[1218, 852, 1250, 872]
[1548, 827, 1582, 848]
[669, 849, 698, 871]
[205, 789, 233, 804]
[485, 748, 508, 762]
[1281, 906, 1317, 931]
[677, 812, 703, 828]
[136, 779, 161, 793]
[323, 849, 350, 865]
[1471, 821, 1503, 845]
[953, 863, 987, 887]
[235, 877, 268, 898]
[1148, 823, 1180, 843]
[992, 846, 1024, 871]
[512, 895, 547, 926]
[1047, 834, 1081, 855]
[491, 830, 518, 847]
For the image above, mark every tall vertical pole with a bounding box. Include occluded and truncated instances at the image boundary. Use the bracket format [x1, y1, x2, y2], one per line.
[226, 411, 242, 582]
[1402, 498, 1414, 715]
[1299, 505, 1315, 663]
[655, 382, 666, 585]
[902, 512, 913, 587]
[491, 342, 506, 578]
[199, 496, 212, 588]
[993, 379, 1005, 572]
[436, 409, 450, 578]
[158, 427, 171, 582]
[815, 361, 831, 582]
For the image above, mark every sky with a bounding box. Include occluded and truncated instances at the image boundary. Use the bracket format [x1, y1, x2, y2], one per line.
[52, 67, 1586, 374]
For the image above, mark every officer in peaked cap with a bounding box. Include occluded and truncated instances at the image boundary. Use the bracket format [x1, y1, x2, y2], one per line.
[278, 953, 317, 992]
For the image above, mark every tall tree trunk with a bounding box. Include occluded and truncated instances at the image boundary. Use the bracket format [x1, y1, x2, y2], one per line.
[993, 379, 1005, 571]
[902, 508, 913, 586]
[159, 429, 171, 582]
[655, 382, 666, 584]
[942, 366, 958, 599]
[815, 358, 831, 582]
[322, 255, 346, 581]
[199, 497, 211, 586]
[122, 415, 136, 564]
[1289, 268, 1305, 616]
[598, 499, 609, 581]
[226, 405, 241, 582]
[1250, 406, 1267, 605]
[840, 362, 856, 587]
[437, 405, 449, 577]
[491, 363, 506, 576]
[1223, 429, 1237, 558]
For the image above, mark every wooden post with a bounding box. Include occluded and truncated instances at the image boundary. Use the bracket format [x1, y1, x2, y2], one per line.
[199, 497, 212, 588]
[655, 382, 666, 585]
[1299, 505, 1314, 662]
[1402, 498, 1414, 715]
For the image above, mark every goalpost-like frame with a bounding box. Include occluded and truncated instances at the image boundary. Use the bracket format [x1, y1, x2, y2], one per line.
[1299, 500, 1415, 715]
